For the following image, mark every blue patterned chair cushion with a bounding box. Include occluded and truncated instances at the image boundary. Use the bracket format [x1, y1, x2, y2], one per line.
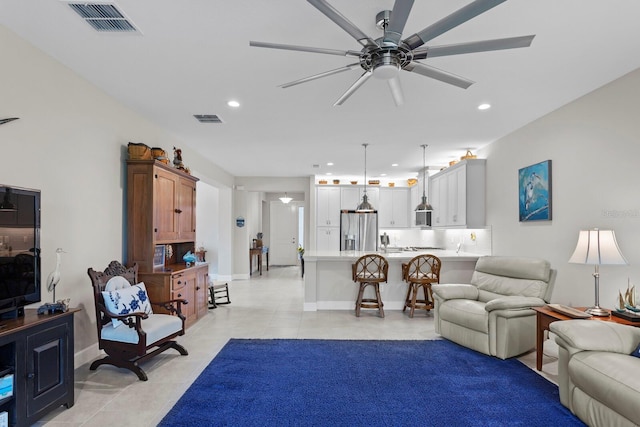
[102, 276, 153, 328]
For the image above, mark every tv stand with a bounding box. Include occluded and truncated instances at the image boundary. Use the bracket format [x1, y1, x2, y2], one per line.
[0, 308, 78, 426]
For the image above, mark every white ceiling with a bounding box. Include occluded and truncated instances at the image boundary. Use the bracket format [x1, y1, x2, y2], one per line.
[2, 0, 640, 182]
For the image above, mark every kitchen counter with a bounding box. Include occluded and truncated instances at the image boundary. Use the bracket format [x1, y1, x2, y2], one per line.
[303, 249, 481, 311]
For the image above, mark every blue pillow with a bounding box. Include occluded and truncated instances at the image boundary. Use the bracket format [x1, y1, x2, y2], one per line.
[631, 342, 640, 358]
[102, 281, 153, 328]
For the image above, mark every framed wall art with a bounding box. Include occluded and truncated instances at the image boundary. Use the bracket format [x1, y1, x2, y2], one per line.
[518, 160, 552, 222]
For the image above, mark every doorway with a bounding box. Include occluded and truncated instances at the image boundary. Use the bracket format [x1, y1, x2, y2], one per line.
[269, 201, 303, 265]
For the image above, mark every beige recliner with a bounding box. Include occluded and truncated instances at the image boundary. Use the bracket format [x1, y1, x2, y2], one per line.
[432, 256, 555, 359]
[551, 320, 640, 427]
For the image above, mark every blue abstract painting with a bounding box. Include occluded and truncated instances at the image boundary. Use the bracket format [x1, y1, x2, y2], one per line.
[519, 160, 552, 221]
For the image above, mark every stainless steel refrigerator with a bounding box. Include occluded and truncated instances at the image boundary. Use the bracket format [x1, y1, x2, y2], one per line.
[340, 211, 378, 252]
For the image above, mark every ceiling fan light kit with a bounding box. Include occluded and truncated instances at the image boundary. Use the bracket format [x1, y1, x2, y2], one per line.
[250, 0, 535, 106]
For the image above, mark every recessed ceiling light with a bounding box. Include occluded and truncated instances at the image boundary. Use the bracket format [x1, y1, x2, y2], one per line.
[391, 163, 398, 167]
[227, 100, 240, 108]
[327, 162, 334, 166]
[478, 103, 491, 110]
[380, 173, 387, 177]
[326, 172, 332, 176]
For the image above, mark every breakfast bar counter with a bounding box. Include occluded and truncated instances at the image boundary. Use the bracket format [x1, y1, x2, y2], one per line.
[303, 250, 481, 311]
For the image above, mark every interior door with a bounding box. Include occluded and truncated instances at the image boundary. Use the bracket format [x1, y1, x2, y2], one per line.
[270, 201, 299, 265]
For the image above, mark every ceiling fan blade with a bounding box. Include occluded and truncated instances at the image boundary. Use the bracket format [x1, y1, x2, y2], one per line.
[412, 35, 535, 59]
[307, 0, 377, 47]
[280, 63, 361, 88]
[403, 0, 508, 50]
[383, 0, 415, 46]
[404, 62, 474, 89]
[333, 70, 373, 106]
[388, 76, 405, 106]
[250, 41, 360, 57]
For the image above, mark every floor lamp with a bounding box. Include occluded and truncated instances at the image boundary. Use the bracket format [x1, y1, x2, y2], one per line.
[569, 228, 628, 316]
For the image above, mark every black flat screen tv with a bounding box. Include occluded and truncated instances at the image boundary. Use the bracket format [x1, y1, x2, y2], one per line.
[0, 185, 41, 318]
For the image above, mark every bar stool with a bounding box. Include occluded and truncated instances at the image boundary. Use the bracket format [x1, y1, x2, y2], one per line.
[352, 254, 388, 318]
[402, 254, 441, 318]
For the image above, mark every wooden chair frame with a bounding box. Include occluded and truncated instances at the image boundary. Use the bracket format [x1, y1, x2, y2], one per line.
[401, 254, 441, 318]
[352, 254, 389, 318]
[87, 261, 188, 381]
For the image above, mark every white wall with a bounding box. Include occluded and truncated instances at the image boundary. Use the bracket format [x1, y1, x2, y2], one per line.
[0, 25, 233, 364]
[482, 68, 640, 307]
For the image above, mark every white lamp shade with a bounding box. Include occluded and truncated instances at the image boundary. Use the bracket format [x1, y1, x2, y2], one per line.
[569, 229, 628, 265]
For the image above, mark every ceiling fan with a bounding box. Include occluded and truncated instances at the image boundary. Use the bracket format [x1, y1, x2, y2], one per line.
[250, 0, 535, 106]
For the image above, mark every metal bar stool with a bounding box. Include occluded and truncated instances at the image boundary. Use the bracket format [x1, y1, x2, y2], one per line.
[402, 254, 441, 318]
[352, 254, 389, 318]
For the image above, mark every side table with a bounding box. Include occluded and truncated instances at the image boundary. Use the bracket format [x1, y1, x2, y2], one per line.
[532, 305, 639, 371]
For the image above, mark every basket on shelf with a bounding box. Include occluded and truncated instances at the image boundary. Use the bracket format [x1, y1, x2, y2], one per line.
[128, 142, 152, 160]
[461, 150, 477, 160]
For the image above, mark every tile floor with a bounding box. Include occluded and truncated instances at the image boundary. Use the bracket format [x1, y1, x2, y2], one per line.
[38, 265, 560, 426]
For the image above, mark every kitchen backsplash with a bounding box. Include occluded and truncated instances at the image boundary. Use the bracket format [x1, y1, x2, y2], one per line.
[378, 227, 492, 255]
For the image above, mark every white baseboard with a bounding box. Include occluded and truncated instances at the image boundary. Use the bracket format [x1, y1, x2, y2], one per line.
[74, 344, 102, 369]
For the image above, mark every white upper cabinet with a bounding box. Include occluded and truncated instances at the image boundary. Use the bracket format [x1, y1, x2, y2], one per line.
[316, 187, 341, 226]
[378, 188, 410, 228]
[429, 159, 485, 228]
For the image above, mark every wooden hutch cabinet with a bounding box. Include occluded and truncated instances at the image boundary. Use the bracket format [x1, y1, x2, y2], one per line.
[126, 160, 208, 327]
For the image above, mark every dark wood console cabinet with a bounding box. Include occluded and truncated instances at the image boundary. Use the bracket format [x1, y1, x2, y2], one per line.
[0, 309, 77, 426]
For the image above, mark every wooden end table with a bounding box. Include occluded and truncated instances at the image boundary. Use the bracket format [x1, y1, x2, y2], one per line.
[533, 305, 639, 371]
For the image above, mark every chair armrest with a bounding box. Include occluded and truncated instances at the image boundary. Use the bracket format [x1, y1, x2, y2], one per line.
[431, 284, 479, 301]
[550, 320, 640, 354]
[151, 299, 187, 321]
[484, 296, 546, 312]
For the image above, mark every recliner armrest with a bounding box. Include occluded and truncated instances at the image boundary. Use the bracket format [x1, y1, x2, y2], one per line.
[431, 284, 479, 301]
[484, 296, 546, 312]
[551, 320, 640, 354]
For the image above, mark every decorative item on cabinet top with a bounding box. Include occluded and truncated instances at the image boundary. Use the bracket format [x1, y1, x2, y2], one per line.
[173, 146, 191, 174]
[460, 150, 477, 160]
[128, 142, 152, 160]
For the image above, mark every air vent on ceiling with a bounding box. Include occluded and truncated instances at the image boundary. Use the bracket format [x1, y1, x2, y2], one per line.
[68, 3, 138, 32]
[194, 115, 223, 124]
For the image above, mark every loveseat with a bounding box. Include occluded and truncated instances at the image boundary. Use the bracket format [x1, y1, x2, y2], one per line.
[431, 256, 555, 359]
[551, 320, 640, 427]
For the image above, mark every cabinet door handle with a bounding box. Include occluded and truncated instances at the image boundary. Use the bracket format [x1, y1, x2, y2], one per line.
[177, 293, 182, 298]
[177, 280, 182, 285]
[175, 208, 182, 214]
[196, 286, 200, 290]
[27, 373, 35, 379]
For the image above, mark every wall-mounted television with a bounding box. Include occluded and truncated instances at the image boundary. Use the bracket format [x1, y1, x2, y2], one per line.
[0, 185, 41, 318]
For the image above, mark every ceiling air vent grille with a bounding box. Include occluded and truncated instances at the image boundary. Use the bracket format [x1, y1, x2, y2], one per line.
[194, 115, 223, 124]
[68, 3, 138, 32]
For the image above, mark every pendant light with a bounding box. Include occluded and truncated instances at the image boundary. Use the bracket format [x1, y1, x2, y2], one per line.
[279, 193, 293, 204]
[415, 144, 434, 212]
[0, 187, 16, 212]
[356, 143, 374, 212]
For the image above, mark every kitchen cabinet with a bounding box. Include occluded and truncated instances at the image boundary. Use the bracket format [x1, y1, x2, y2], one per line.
[378, 188, 409, 228]
[316, 187, 340, 226]
[430, 174, 446, 226]
[340, 186, 380, 211]
[429, 159, 485, 228]
[316, 226, 340, 251]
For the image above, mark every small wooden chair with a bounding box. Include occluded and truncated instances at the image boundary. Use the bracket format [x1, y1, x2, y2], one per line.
[352, 254, 388, 318]
[87, 261, 188, 381]
[402, 254, 441, 318]
[209, 282, 230, 309]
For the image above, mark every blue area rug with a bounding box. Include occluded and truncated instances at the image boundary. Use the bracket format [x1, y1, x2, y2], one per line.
[159, 339, 584, 426]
